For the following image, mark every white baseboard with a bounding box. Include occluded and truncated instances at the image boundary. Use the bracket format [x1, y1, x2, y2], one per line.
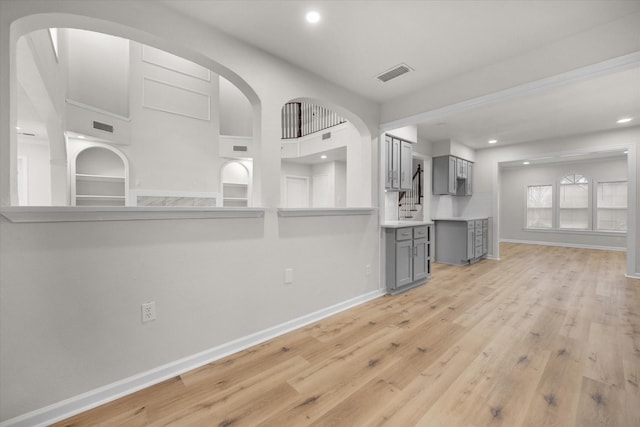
[500, 238, 626, 252]
[1, 290, 385, 427]
[625, 273, 640, 280]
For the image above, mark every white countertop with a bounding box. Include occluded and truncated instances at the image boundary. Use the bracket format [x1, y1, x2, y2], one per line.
[381, 220, 434, 228]
[432, 217, 488, 222]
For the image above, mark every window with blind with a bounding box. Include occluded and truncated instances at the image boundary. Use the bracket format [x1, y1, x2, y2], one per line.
[558, 174, 589, 229]
[526, 185, 553, 228]
[596, 181, 627, 231]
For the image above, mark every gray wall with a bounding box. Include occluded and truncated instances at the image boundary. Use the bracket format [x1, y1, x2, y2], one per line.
[500, 157, 627, 249]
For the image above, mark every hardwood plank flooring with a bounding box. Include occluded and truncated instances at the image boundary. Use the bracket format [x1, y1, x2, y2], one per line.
[53, 243, 640, 426]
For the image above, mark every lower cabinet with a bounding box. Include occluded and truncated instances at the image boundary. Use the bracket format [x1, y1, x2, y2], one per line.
[385, 225, 432, 294]
[435, 218, 488, 265]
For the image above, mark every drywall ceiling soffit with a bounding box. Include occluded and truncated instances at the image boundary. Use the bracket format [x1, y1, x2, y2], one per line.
[415, 62, 640, 150]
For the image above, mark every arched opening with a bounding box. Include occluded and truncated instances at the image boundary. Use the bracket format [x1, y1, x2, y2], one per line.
[7, 14, 260, 208]
[279, 98, 372, 208]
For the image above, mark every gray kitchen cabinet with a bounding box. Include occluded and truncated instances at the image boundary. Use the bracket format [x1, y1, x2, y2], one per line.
[385, 135, 413, 191]
[385, 224, 432, 294]
[432, 155, 474, 196]
[434, 218, 488, 265]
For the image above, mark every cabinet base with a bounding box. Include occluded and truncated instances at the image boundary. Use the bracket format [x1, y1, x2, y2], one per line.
[387, 279, 428, 295]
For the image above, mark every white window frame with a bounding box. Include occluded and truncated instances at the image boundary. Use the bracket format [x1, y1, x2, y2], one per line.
[594, 179, 628, 232]
[524, 173, 626, 236]
[524, 183, 554, 230]
[557, 173, 591, 231]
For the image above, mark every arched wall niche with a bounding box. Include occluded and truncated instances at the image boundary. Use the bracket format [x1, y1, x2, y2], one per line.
[5, 11, 262, 208]
[280, 96, 373, 208]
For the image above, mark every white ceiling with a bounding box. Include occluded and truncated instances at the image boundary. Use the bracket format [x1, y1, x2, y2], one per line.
[163, 0, 640, 149]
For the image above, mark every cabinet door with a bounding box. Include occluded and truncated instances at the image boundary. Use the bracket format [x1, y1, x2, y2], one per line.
[413, 238, 428, 281]
[396, 240, 413, 288]
[391, 138, 400, 189]
[465, 163, 473, 196]
[448, 156, 457, 194]
[400, 141, 413, 191]
[384, 136, 393, 189]
[466, 224, 475, 260]
[456, 158, 467, 179]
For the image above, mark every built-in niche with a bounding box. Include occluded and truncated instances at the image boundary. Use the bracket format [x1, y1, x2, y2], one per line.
[280, 101, 366, 208]
[221, 161, 251, 207]
[12, 27, 256, 209]
[68, 139, 129, 206]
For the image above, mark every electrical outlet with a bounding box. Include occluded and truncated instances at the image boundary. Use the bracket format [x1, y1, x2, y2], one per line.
[141, 301, 156, 323]
[365, 264, 371, 275]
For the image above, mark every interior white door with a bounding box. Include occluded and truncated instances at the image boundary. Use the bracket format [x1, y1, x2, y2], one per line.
[284, 176, 309, 208]
[312, 174, 331, 207]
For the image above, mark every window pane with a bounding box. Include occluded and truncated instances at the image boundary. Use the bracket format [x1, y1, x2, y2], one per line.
[597, 181, 627, 231]
[559, 180, 588, 229]
[526, 185, 552, 228]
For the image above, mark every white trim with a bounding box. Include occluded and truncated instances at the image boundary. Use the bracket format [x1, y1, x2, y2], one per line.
[278, 207, 375, 217]
[141, 44, 211, 82]
[0, 206, 265, 222]
[142, 77, 211, 121]
[625, 273, 640, 280]
[500, 238, 626, 252]
[0, 290, 384, 427]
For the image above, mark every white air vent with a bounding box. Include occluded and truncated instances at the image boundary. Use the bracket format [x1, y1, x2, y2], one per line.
[376, 63, 413, 83]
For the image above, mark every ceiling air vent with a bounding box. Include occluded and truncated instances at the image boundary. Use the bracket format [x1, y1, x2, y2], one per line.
[376, 63, 413, 83]
[233, 145, 248, 152]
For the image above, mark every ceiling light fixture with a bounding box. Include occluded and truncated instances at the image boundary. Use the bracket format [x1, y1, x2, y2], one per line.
[306, 11, 321, 24]
[488, 139, 497, 144]
[320, 155, 327, 159]
[523, 161, 530, 165]
[617, 117, 633, 124]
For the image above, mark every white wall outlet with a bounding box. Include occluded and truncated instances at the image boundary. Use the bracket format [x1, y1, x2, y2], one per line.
[141, 301, 156, 323]
[284, 268, 294, 284]
[365, 264, 371, 275]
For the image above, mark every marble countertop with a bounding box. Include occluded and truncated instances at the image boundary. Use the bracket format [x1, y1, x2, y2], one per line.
[381, 220, 434, 228]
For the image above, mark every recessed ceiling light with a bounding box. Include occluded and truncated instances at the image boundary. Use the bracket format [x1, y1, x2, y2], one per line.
[523, 161, 530, 165]
[488, 139, 497, 144]
[15, 126, 20, 130]
[624, 150, 629, 154]
[617, 117, 633, 124]
[320, 155, 327, 159]
[78, 135, 85, 139]
[306, 11, 321, 24]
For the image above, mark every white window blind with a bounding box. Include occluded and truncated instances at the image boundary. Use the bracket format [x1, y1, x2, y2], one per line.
[596, 181, 627, 231]
[526, 185, 553, 228]
[559, 174, 589, 229]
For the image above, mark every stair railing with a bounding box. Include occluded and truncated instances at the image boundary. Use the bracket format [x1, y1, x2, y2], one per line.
[399, 164, 423, 219]
[281, 102, 346, 139]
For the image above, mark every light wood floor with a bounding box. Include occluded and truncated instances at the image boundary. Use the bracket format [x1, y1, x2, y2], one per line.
[54, 243, 640, 426]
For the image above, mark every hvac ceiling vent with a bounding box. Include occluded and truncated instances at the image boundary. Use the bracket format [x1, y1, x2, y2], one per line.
[376, 63, 413, 83]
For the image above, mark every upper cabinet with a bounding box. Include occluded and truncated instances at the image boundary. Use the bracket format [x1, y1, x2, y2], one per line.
[432, 155, 473, 196]
[385, 135, 413, 191]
